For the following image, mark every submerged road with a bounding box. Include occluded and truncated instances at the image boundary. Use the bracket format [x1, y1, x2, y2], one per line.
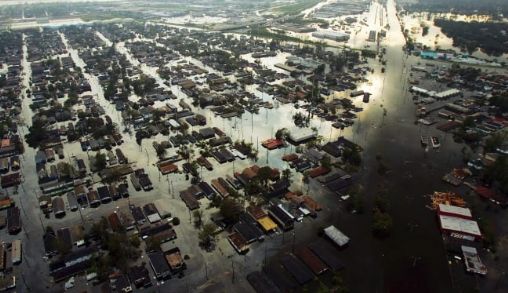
[10, 0, 505, 292]
[338, 0, 458, 291]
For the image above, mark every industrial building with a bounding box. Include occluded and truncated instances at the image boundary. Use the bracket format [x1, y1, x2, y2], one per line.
[311, 31, 350, 42]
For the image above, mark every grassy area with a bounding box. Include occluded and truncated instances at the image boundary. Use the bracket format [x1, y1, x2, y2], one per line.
[272, 0, 323, 16]
[285, 15, 328, 25]
[80, 12, 143, 22]
[248, 26, 329, 46]
[246, 26, 376, 55]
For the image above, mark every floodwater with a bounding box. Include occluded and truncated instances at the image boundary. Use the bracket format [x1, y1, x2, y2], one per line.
[10, 0, 507, 291]
[111, 0, 465, 290]
[401, 12, 508, 63]
[301, 0, 337, 18]
[0, 0, 119, 5]
[280, 1, 386, 51]
[162, 15, 230, 25]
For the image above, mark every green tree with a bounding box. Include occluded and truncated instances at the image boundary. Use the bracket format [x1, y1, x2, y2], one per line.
[257, 166, 272, 186]
[198, 223, 216, 248]
[320, 155, 332, 169]
[490, 94, 508, 113]
[25, 122, 48, 148]
[372, 209, 393, 238]
[374, 195, 388, 213]
[351, 193, 364, 214]
[483, 156, 508, 194]
[219, 198, 242, 223]
[275, 128, 288, 140]
[282, 168, 292, 183]
[154, 143, 166, 160]
[193, 209, 203, 228]
[484, 132, 507, 153]
[462, 116, 475, 128]
[331, 272, 349, 293]
[129, 235, 141, 248]
[94, 152, 107, 171]
[343, 147, 361, 166]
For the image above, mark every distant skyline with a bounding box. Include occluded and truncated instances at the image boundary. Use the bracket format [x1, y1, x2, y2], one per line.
[0, 0, 121, 6]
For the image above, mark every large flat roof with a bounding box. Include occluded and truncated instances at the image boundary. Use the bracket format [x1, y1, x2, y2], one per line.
[288, 128, 317, 143]
[324, 225, 349, 247]
[438, 204, 472, 218]
[439, 215, 481, 237]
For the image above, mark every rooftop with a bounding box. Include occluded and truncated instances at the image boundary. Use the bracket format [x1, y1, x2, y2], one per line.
[439, 215, 482, 237]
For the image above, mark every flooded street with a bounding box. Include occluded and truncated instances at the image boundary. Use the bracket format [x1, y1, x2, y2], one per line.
[335, 0, 466, 291]
[4, 0, 507, 292]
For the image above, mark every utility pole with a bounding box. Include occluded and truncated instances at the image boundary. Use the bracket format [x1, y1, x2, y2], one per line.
[38, 214, 45, 233]
[292, 230, 296, 253]
[171, 180, 174, 199]
[263, 242, 267, 266]
[204, 261, 208, 280]
[20, 272, 30, 291]
[231, 260, 235, 284]
[18, 192, 27, 218]
[78, 206, 85, 226]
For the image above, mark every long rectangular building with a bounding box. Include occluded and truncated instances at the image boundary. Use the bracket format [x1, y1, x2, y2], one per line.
[294, 246, 328, 275]
[268, 205, 294, 231]
[438, 204, 472, 219]
[439, 215, 481, 240]
[324, 225, 349, 247]
[11, 240, 21, 264]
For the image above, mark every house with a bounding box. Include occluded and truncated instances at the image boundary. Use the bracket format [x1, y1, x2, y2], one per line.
[143, 203, 161, 223]
[304, 148, 324, 164]
[227, 232, 249, 254]
[111, 274, 132, 293]
[233, 221, 264, 243]
[49, 246, 98, 282]
[130, 206, 145, 224]
[266, 179, 290, 198]
[0, 158, 9, 173]
[247, 205, 267, 220]
[43, 229, 58, 257]
[56, 228, 73, 252]
[108, 213, 123, 232]
[117, 210, 136, 231]
[7, 206, 21, 234]
[139, 223, 175, 240]
[128, 265, 151, 288]
[87, 190, 101, 208]
[164, 247, 186, 273]
[268, 204, 294, 231]
[35, 150, 47, 165]
[97, 186, 112, 203]
[148, 251, 171, 280]
[75, 159, 86, 176]
[52, 197, 66, 218]
[198, 127, 216, 139]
